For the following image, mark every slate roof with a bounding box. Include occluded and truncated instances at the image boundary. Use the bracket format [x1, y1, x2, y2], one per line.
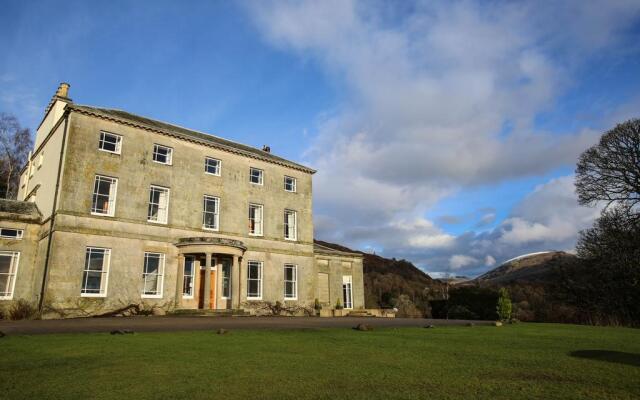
[0, 199, 42, 222]
[314, 242, 363, 257]
[68, 104, 316, 174]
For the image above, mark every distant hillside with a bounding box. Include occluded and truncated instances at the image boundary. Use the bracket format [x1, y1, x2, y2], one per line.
[314, 240, 439, 314]
[474, 251, 578, 285]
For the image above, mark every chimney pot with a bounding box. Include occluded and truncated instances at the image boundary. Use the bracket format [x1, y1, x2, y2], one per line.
[262, 145, 271, 153]
[56, 82, 70, 98]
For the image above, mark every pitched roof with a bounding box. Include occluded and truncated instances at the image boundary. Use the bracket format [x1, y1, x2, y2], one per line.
[67, 104, 316, 174]
[314, 242, 363, 257]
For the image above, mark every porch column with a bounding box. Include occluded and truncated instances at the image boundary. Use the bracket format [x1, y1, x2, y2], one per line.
[232, 255, 240, 309]
[203, 253, 212, 309]
[175, 254, 185, 308]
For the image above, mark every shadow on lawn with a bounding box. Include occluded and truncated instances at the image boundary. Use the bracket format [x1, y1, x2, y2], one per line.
[569, 350, 640, 367]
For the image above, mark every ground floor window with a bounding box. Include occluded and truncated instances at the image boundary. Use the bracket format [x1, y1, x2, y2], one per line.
[142, 252, 165, 298]
[247, 261, 262, 299]
[0, 251, 19, 300]
[284, 264, 297, 300]
[81, 247, 110, 297]
[183, 257, 195, 298]
[222, 259, 231, 298]
[342, 275, 353, 309]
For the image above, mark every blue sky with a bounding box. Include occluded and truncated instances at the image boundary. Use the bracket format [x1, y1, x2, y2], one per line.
[2, 1, 639, 277]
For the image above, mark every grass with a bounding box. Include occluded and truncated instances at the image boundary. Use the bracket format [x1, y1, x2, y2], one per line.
[0, 323, 639, 399]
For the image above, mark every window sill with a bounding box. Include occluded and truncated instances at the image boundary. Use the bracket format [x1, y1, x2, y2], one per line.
[249, 182, 263, 186]
[0, 296, 14, 301]
[284, 237, 297, 242]
[142, 294, 163, 299]
[205, 172, 221, 177]
[284, 297, 297, 301]
[147, 220, 168, 225]
[182, 295, 194, 300]
[91, 212, 115, 217]
[98, 149, 121, 155]
[81, 293, 107, 298]
[152, 160, 172, 166]
[248, 233, 264, 237]
[246, 297, 262, 301]
[202, 226, 219, 232]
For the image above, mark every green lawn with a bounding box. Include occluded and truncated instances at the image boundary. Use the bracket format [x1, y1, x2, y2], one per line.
[1, 323, 639, 399]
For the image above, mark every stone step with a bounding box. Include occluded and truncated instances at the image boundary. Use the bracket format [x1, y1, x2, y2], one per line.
[170, 309, 250, 317]
[347, 311, 375, 317]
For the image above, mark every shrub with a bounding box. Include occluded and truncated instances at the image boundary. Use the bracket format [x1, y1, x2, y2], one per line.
[314, 298, 322, 311]
[393, 294, 423, 318]
[496, 288, 513, 321]
[448, 305, 478, 320]
[335, 298, 344, 310]
[9, 299, 39, 320]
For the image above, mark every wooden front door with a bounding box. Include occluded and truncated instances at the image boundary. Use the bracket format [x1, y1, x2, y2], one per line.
[197, 269, 216, 309]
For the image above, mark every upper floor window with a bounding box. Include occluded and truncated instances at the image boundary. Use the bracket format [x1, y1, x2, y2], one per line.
[81, 247, 110, 297]
[148, 185, 170, 224]
[284, 176, 296, 192]
[153, 144, 173, 165]
[248, 203, 263, 236]
[142, 252, 165, 298]
[205, 157, 221, 176]
[203, 195, 220, 231]
[284, 210, 297, 241]
[0, 228, 23, 240]
[0, 251, 20, 300]
[91, 175, 118, 217]
[249, 167, 263, 185]
[99, 132, 122, 154]
[284, 264, 297, 300]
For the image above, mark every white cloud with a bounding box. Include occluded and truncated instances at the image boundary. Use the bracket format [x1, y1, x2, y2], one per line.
[248, 1, 638, 275]
[408, 234, 456, 249]
[449, 255, 479, 270]
[485, 255, 496, 267]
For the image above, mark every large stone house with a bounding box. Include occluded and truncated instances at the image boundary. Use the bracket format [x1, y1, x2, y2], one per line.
[0, 83, 364, 317]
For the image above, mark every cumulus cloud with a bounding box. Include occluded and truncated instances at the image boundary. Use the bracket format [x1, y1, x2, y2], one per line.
[449, 255, 478, 270]
[485, 255, 496, 267]
[247, 1, 639, 275]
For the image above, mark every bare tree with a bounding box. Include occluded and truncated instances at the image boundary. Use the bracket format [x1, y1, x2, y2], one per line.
[575, 118, 640, 213]
[0, 113, 32, 199]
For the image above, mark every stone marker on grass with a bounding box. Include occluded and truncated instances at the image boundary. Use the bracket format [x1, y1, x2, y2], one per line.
[110, 329, 135, 335]
[216, 328, 228, 335]
[354, 324, 373, 331]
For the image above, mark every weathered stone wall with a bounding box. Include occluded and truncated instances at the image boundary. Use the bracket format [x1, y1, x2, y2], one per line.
[314, 252, 365, 310]
[57, 112, 314, 244]
[0, 219, 41, 304]
[7, 101, 366, 318]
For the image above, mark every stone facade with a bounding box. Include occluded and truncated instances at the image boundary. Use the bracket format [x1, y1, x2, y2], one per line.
[1, 83, 364, 317]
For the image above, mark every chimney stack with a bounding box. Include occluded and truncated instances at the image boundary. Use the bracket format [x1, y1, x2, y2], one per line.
[262, 145, 271, 153]
[56, 82, 70, 98]
[44, 82, 72, 116]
